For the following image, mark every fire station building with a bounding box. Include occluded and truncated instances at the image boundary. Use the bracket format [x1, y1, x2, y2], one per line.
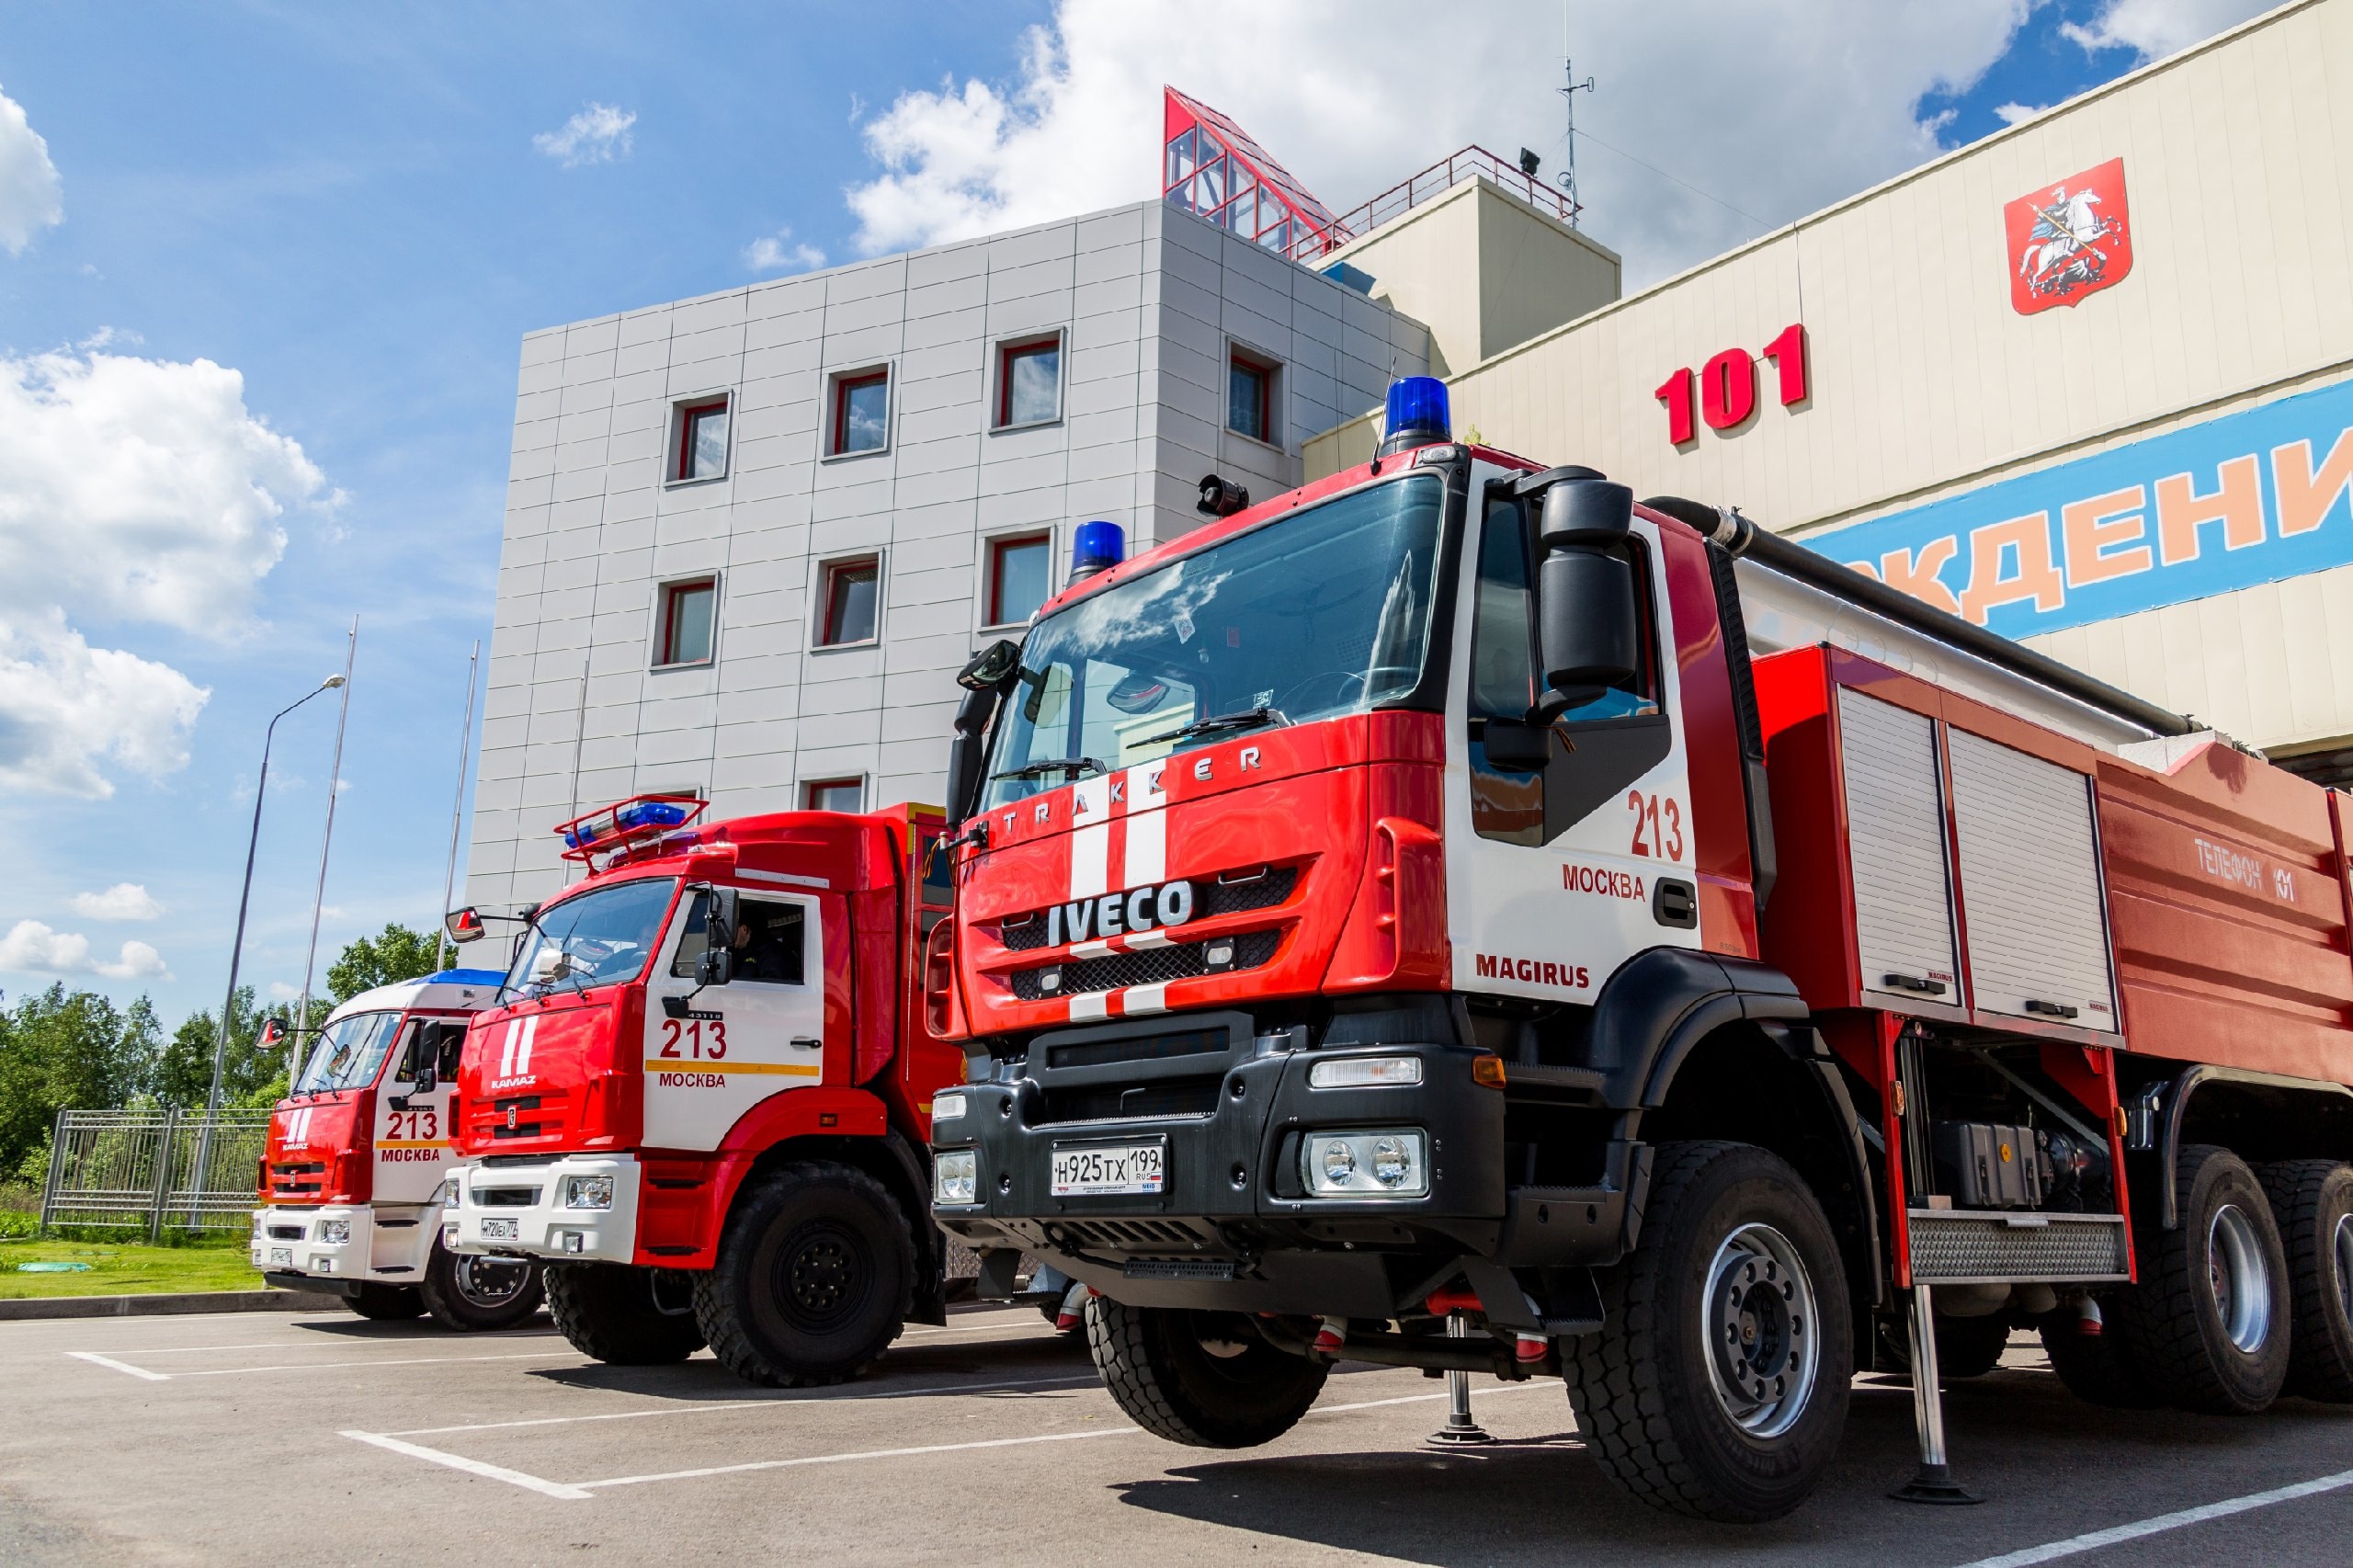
[469, 0, 2353, 913]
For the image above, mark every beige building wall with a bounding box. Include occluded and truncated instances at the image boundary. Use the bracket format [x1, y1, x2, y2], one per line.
[1306, 0, 2353, 756]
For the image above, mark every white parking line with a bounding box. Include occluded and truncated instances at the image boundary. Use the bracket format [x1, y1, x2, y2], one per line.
[1954, 1468, 2353, 1567]
[383, 1372, 1101, 1437]
[63, 1348, 574, 1381]
[64, 1351, 170, 1382]
[341, 1431, 593, 1501]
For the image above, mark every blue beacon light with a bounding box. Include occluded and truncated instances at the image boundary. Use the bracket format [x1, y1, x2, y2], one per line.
[1378, 375, 1451, 458]
[1069, 520, 1126, 582]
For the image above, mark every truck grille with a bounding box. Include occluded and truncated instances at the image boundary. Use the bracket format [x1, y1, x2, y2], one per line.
[997, 868, 1298, 951]
[1906, 1210, 2131, 1283]
[1038, 1077, 1223, 1125]
[268, 1162, 324, 1199]
[1053, 1217, 1221, 1250]
[1009, 929, 1281, 1000]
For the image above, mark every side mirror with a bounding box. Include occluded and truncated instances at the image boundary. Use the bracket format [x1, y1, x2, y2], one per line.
[696, 948, 734, 988]
[1536, 479, 1640, 708]
[958, 639, 1022, 692]
[1481, 720, 1554, 771]
[445, 906, 485, 944]
[701, 885, 740, 955]
[945, 684, 1003, 828]
[530, 948, 571, 984]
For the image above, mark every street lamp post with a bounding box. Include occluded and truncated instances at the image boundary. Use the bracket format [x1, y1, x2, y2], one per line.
[186, 674, 346, 1227]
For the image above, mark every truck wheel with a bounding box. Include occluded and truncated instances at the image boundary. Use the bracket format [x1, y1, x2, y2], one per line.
[2259, 1159, 2353, 1403]
[2111, 1143, 2290, 1415]
[2038, 1302, 2160, 1408]
[419, 1241, 544, 1333]
[544, 1263, 707, 1364]
[346, 1284, 425, 1321]
[1562, 1141, 1851, 1523]
[1087, 1293, 1328, 1448]
[1933, 1312, 2013, 1378]
[695, 1161, 914, 1388]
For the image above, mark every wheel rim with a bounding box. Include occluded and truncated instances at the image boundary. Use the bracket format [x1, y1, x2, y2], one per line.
[2208, 1203, 2272, 1354]
[2336, 1213, 2353, 1328]
[451, 1256, 530, 1310]
[1703, 1222, 1821, 1440]
[770, 1221, 872, 1336]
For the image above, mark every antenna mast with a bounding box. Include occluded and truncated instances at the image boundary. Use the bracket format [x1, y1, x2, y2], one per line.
[1557, 4, 1595, 226]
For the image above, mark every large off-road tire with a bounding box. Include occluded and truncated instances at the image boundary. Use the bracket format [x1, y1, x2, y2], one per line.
[1933, 1312, 2014, 1378]
[2260, 1159, 2353, 1403]
[693, 1162, 914, 1388]
[1087, 1294, 1328, 1448]
[543, 1262, 707, 1365]
[2110, 1143, 2290, 1415]
[418, 1241, 544, 1333]
[1562, 1141, 1852, 1523]
[2039, 1302, 2160, 1408]
[346, 1283, 426, 1321]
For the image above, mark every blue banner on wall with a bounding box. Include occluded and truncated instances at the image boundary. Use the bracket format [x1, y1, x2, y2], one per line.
[1803, 377, 2353, 639]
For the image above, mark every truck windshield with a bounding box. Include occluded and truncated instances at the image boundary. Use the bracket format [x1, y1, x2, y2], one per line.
[983, 472, 1446, 809]
[296, 1011, 402, 1094]
[505, 877, 678, 995]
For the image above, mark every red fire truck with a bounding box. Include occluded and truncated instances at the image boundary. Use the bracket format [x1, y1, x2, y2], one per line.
[441, 795, 963, 1387]
[256, 971, 543, 1330]
[929, 377, 2353, 1521]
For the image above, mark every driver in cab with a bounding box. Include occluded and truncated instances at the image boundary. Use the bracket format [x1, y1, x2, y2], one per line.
[728, 915, 797, 983]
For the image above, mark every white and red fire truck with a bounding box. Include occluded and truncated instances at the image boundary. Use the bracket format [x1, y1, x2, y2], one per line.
[441, 795, 964, 1386]
[256, 971, 543, 1330]
[930, 376, 2353, 1521]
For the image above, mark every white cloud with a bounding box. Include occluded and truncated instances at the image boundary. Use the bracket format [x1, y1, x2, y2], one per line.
[0, 919, 169, 981]
[844, 0, 2048, 287]
[0, 611, 208, 798]
[533, 103, 636, 167]
[267, 981, 301, 1002]
[1992, 102, 2046, 126]
[0, 84, 63, 255]
[745, 227, 826, 274]
[2061, 0, 2275, 60]
[73, 882, 163, 921]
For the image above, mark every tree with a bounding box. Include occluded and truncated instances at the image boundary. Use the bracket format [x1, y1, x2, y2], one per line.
[0, 985, 164, 1175]
[153, 987, 294, 1110]
[326, 924, 442, 1008]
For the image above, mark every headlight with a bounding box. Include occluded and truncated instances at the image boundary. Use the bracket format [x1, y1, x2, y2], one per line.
[1307, 1055, 1423, 1089]
[563, 1175, 615, 1210]
[250, 1212, 264, 1240]
[1301, 1130, 1427, 1197]
[428, 1177, 458, 1209]
[931, 1091, 968, 1122]
[319, 1218, 352, 1244]
[935, 1150, 978, 1205]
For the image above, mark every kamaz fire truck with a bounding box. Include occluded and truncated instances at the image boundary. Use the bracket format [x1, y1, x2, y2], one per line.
[441, 795, 963, 1386]
[930, 376, 2353, 1521]
[256, 971, 543, 1330]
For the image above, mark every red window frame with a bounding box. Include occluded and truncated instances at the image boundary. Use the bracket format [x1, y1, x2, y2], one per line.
[995, 336, 1062, 428]
[654, 576, 718, 667]
[818, 556, 881, 647]
[831, 369, 891, 456]
[802, 777, 864, 812]
[1228, 348, 1275, 443]
[985, 531, 1051, 627]
[674, 398, 728, 482]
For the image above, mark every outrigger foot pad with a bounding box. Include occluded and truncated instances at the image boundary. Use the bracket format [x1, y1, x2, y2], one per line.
[1890, 1463, 1983, 1506]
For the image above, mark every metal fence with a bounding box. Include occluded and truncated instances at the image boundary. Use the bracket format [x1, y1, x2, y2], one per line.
[39, 1108, 272, 1239]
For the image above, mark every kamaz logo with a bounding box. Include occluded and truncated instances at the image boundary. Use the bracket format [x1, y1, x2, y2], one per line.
[1042, 880, 1196, 946]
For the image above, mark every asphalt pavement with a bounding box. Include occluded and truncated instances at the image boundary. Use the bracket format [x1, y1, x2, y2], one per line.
[5, 1303, 2352, 1566]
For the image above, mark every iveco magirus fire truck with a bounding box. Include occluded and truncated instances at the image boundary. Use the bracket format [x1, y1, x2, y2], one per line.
[256, 971, 543, 1330]
[441, 794, 963, 1386]
[929, 375, 2353, 1521]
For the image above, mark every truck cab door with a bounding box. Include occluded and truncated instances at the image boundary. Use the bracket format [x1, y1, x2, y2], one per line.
[642, 887, 826, 1151]
[1444, 463, 1703, 1001]
[373, 1017, 458, 1204]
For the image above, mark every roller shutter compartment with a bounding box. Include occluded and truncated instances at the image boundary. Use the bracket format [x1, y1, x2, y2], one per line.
[1837, 689, 1960, 1006]
[1945, 728, 2119, 1032]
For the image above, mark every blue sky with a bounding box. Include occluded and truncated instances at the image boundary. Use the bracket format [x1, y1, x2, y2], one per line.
[0, 0, 2256, 1030]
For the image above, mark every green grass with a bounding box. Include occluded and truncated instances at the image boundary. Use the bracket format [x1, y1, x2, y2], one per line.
[0, 1235, 266, 1299]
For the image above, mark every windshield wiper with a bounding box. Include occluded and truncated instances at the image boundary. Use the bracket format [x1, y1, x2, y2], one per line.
[992, 756, 1108, 782]
[1143, 706, 1289, 746]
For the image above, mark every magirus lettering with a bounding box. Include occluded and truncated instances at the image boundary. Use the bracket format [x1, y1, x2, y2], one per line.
[1474, 952, 1592, 990]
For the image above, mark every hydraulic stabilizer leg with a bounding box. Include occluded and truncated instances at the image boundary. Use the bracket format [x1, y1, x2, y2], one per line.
[1891, 1283, 1982, 1505]
[1427, 1312, 1494, 1447]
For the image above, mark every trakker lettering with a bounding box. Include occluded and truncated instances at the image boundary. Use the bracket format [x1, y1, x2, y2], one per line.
[1045, 880, 1195, 945]
[1564, 864, 1645, 900]
[1474, 953, 1593, 989]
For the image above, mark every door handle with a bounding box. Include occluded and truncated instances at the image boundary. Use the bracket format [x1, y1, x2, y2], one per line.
[1652, 878, 1698, 929]
[790, 1037, 822, 1049]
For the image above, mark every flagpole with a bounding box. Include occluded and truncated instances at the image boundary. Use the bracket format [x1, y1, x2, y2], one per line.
[292, 617, 358, 1083]
[435, 640, 482, 972]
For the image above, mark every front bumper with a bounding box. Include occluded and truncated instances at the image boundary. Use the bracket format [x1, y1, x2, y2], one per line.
[934, 1015, 1533, 1318]
[449, 1154, 641, 1265]
[248, 1203, 436, 1286]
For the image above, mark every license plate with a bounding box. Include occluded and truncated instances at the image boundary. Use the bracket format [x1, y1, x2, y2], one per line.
[480, 1217, 518, 1240]
[267, 1246, 292, 1267]
[1051, 1142, 1165, 1197]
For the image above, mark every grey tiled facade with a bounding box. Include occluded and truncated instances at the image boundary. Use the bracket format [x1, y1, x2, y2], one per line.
[465, 199, 1431, 911]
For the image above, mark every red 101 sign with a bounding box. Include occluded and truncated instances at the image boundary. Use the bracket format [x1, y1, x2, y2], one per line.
[1655, 324, 1809, 446]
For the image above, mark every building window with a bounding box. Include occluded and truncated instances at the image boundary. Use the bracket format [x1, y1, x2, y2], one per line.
[830, 369, 891, 456]
[817, 557, 880, 647]
[986, 533, 1052, 627]
[803, 778, 865, 813]
[995, 335, 1062, 428]
[654, 577, 718, 667]
[1228, 349, 1277, 444]
[672, 397, 729, 483]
